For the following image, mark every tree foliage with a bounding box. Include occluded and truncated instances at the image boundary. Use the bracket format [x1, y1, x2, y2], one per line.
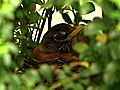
[0, 0, 120, 90]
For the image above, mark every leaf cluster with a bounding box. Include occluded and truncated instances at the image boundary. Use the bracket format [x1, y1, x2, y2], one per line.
[0, 0, 120, 90]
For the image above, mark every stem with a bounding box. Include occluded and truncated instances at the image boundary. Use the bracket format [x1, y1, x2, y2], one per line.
[34, 9, 46, 42]
[36, 9, 48, 44]
[48, 7, 54, 30]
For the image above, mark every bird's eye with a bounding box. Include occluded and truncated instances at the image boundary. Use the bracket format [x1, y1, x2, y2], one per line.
[59, 31, 66, 35]
[53, 31, 67, 42]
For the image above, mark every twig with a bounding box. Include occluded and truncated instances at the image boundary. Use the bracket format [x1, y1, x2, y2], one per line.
[48, 7, 54, 30]
[36, 9, 48, 43]
[34, 9, 46, 42]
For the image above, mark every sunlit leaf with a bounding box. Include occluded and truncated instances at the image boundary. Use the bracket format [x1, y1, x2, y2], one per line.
[21, 69, 40, 87]
[1, 23, 13, 40]
[108, 31, 120, 40]
[0, 83, 5, 90]
[84, 18, 105, 36]
[73, 42, 89, 54]
[39, 64, 53, 83]
[63, 65, 72, 75]
[73, 84, 84, 90]
[53, 0, 73, 10]
[90, 62, 102, 75]
[63, 80, 74, 90]
[110, 11, 120, 20]
[40, 0, 53, 9]
[0, 44, 9, 55]
[3, 54, 11, 66]
[112, 0, 120, 9]
[96, 33, 108, 43]
[57, 70, 67, 80]
[115, 23, 120, 32]
[8, 43, 18, 54]
[10, 0, 22, 8]
[1, 3, 14, 19]
[87, 86, 95, 90]
[8, 74, 21, 90]
[103, 61, 119, 85]
[35, 85, 48, 90]
[80, 2, 95, 15]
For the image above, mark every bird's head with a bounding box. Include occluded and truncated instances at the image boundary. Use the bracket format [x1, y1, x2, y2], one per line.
[41, 23, 86, 53]
[42, 23, 73, 43]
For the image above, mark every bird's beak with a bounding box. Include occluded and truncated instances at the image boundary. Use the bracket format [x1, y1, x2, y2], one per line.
[65, 24, 85, 41]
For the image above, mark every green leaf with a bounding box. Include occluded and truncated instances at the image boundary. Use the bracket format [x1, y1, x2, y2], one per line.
[10, 0, 22, 8]
[71, 0, 80, 11]
[73, 84, 84, 90]
[108, 41, 120, 60]
[16, 54, 24, 67]
[24, 49, 33, 59]
[90, 62, 102, 75]
[63, 81, 74, 90]
[22, 0, 32, 9]
[0, 44, 9, 55]
[102, 0, 118, 19]
[28, 12, 45, 23]
[84, 17, 105, 36]
[53, 0, 65, 9]
[74, 12, 82, 24]
[21, 69, 41, 87]
[62, 13, 73, 24]
[110, 11, 120, 20]
[3, 54, 11, 67]
[8, 74, 21, 90]
[39, 64, 53, 83]
[73, 42, 89, 54]
[108, 31, 120, 40]
[40, 0, 53, 9]
[79, 68, 91, 77]
[1, 3, 14, 19]
[103, 61, 119, 85]
[35, 85, 48, 90]
[32, 0, 43, 5]
[63, 65, 72, 75]
[87, 86, 95, 90]
[53, 0, 73, 10]
[80, 2, 95, 15]
[112, 0, 120, 9]
[0, 83, 5, 90]
[8, 43, 18, 54]
[1, 23, 13, 40]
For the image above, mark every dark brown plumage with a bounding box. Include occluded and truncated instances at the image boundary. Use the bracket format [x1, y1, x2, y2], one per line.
[20, 23, 89, 69]
[33, 23, 89, 63]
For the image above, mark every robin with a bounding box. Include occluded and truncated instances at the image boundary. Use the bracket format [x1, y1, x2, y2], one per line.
[32, 23, 89, 64]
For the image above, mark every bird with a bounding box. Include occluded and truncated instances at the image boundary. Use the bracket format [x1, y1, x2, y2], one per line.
[32, 23, 89, 64]
[18, 23, 90, 70]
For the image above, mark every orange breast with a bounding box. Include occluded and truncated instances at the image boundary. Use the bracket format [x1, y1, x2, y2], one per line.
[33, 46, 79, 63]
